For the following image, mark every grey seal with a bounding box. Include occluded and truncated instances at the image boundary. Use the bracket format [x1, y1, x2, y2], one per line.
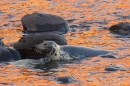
[35, 41, 110, 60]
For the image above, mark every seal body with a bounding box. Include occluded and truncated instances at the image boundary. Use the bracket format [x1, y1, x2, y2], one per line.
[35, 41, 110, 60]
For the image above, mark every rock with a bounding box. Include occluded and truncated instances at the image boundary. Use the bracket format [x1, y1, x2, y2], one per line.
[104, 65, 129, 71]
[13, 32, 67, 59]
[0, 47, 21, 61]
[100, 54, 116, 58]
[108, 22, 130, 35]
[0, 38, 21, 61]
[55, 76, 75, 84]
[21, 12, 70, 34]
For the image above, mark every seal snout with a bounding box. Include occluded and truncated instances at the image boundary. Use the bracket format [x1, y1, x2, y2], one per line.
[34, 42, 54, 55]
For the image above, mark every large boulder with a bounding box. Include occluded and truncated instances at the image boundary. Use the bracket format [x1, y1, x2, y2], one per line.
[13, 32, 67, 59]
[108, 22, 130, 35]
[21, 12, 70, 34]
[0, 47, 21, 61]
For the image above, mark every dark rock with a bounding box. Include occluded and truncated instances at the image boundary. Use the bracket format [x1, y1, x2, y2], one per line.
[105, 65, 128, 71]
[55, 76, 75, 84]
[66, 19, 76, 23]
[0, 47, 21, 61]
[70, 25, 79, 28]
[108, 22, 130, 35]
[7, 48, 21, 60]
[0, 11, 5, 15]
[100, 54, 116, 58]
[13, 32, 67, 59]
[21, 12, 70, 34]
[0, 38, 4, 47]
[0, 38, 21, 61]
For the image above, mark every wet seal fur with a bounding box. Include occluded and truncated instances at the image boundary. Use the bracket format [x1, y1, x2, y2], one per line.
[35, 41, 110, 60]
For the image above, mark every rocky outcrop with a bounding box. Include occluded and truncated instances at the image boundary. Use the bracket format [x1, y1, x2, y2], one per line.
[0, 38, 21, 61]
[13, 32, 67, 59]
[109, 22, 130, 35]
[21, 12, 70, 34]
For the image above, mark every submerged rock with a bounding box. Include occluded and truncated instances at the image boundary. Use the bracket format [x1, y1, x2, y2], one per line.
[105, 65, 129, 71]
[55, 76, 76, 84]
[100, 54, 116, 58]
[109, 22, 130, 35]
[0, 47, 21, 61]
[0, 38, 21, 61]
[13, 32, 67, 59]
[21, 12, 70, 34]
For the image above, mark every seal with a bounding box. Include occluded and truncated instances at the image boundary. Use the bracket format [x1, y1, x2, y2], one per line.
[35, 41, 110, 60]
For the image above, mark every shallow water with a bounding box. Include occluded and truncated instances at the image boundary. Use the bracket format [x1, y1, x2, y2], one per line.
[0, 0, 130, 86]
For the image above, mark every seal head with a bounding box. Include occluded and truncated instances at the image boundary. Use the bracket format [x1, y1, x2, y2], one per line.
[35, 41, 64, 60]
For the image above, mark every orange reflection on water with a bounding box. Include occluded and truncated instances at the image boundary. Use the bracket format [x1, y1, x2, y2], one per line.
[0, 0, 130, 85]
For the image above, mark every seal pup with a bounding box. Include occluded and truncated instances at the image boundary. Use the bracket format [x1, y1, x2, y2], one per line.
[35, 41, 110, 60]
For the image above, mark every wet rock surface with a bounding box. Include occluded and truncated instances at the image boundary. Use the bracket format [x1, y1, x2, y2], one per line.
[100, 54, 117, 58]
[0, 47, 21, 61]
[104, 65, 129, 71]
[22, 12, 70, 34]
[0, 39, 21, 61]
[13, 32, 67, 59]
[55, 76, 76, 84]
[109, 22, 130, 35]
[0, 38, 4, 47]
